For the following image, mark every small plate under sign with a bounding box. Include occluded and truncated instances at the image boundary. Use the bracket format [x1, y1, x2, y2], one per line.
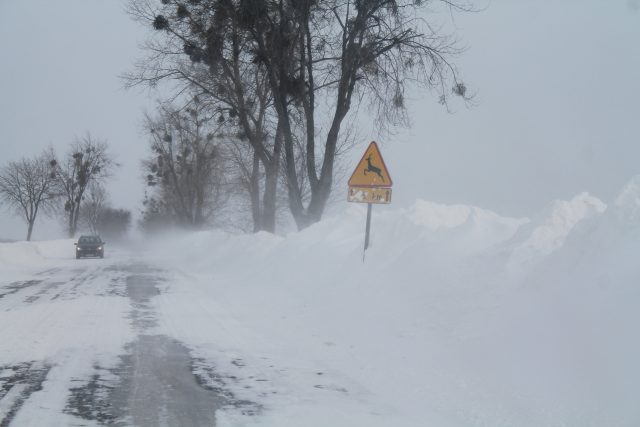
[348, 186, 392, 204]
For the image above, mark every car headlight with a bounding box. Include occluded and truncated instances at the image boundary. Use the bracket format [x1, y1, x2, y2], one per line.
[98, 246, 102, 250]
[76, 247, 80, 251]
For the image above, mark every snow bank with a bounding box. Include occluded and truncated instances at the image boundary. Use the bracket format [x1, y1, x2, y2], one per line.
[3, 177, 639, 426]
[508, 192, 606, 273]
[140, 176, 640, 426]
[0, 239, 74, 276]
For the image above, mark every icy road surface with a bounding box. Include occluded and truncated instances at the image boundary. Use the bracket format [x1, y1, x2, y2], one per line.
[0, 258, 255, 426]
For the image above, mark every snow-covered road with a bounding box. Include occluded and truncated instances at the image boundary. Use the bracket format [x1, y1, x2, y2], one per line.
[0, 241, 394, 427]
[0, 258, 252, 426]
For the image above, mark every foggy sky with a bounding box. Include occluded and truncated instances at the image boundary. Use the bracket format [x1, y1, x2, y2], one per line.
[1, 0, 639, 240]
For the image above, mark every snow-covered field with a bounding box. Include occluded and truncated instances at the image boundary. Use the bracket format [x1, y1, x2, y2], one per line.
[2, 176, 640, 426]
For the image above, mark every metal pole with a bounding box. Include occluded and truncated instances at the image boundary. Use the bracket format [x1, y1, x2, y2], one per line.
[363, 203, 372, 262]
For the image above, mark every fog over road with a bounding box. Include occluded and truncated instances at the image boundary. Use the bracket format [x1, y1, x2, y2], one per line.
[0, 258, 255, 426]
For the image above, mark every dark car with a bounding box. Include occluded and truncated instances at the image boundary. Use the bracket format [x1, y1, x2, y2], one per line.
[75, 235, 105, 259]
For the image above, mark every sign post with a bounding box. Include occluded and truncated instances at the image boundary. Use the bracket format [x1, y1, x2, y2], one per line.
[347, 141, 392, 261]
[364, 202, 372, 255]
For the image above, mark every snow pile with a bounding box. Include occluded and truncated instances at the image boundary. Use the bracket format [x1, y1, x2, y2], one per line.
[0, 239, 74, 276]
[139, 176, 640, 427]
[508, 192, 606, 273]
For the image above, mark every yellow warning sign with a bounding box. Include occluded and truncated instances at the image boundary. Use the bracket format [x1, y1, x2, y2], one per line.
[347, 186, 392, 204]
[347, 141, 392, 187]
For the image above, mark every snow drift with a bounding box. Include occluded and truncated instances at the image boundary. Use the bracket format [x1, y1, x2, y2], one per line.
[134, 176, 640, 426]
[2, 176, 640, 426]
[0, 239, 75, 278]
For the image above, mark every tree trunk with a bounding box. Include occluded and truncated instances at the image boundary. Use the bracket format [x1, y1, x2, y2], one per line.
[281, 100, 346, 230]
[261, 122, 283, 234]
[304, 116, 342, 223]
[261, 184, 276, 233]
[26, 220, 34, 241]
[67, 204, 75, 238]
[261, 162, 277, 233]
[249, 150, 262, 233]
[276, 98, 312, 230]
[194, 182, 205, 228]
[71, 202, 82, 237]
[296, 71, 355, 228]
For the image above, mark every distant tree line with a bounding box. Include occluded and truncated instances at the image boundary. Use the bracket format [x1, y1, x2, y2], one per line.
[0, 134, 131, 241]
[127, 0, 472, 234]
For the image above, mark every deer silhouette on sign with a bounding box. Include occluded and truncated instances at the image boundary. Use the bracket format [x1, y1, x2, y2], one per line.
[364, 155, 385, 182]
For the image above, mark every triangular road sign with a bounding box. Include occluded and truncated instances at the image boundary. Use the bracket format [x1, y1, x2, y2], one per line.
[348, 141, 392, 187]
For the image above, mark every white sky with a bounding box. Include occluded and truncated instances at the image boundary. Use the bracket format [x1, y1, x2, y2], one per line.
[1, 0, 639, 239]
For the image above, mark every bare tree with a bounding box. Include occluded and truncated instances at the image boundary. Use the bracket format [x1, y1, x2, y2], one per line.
[80, 182, 108, 235]
[142, 100, 229, 228]
[52, 134, 115, 237]
[0, 152, 58, 241]
[225, 136, 266, 231]
[241, 0, 472, 228]
[126, 0, 284, 232]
